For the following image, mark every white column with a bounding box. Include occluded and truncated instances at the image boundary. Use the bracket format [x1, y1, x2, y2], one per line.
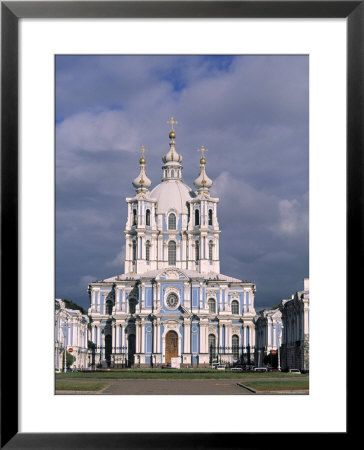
[184, 320, 191, 353]
[153, 321, 157, 353]
[141, 284, 145, 309]
[157, 320, 161, 353]
[273, 323, 277, 348]
[199, 283, 203, 310]
[304, 308, 309, 335]
[141, 319, 145, 354]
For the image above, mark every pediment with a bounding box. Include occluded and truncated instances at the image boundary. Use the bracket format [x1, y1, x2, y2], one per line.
[157, 268, 188, 281]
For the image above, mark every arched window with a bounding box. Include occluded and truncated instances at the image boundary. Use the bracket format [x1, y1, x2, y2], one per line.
[231, 300, 239, 315]
[232, 334, 240, 359]
[195, 209, 200, 226]
[146, 241, 150, 262]
[132, 241, 137, 262]
[195, 241, 199, 262]
[209, 241, 213, 261]
[132, 209, 137, 226]
[168, 241, 176, 266]
[168, 213, 176, 230]
[129, 298, 136, 314]
[208, 209, 213, 225]
[171, 170, 174, 178]
[106, 300, 113, 315]
[208, 298, 216, 314]
[146, 209, 150, 226]
[208, 334, 217, 359]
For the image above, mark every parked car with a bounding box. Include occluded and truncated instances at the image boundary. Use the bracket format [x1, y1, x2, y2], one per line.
[216, 364, 226, 370]
[230, 366, 243, 372]
[289, 368, 301, 373]
[254, 367, 268, 372]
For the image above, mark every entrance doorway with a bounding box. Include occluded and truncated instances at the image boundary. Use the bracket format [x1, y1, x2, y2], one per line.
[165, 330, 178, 363]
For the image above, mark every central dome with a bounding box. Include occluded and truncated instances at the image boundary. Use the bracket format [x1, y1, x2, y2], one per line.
[149, 179, 195, 214]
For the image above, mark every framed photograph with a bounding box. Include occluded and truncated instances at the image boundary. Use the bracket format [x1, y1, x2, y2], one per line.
[1, 0, 357, 447]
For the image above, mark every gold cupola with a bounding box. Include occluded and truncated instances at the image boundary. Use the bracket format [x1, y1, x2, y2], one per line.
[193, 146, 213, 192]
[132, 146, 152, 193]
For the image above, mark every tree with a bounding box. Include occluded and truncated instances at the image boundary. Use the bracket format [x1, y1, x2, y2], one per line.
[263, 351, 278, 368]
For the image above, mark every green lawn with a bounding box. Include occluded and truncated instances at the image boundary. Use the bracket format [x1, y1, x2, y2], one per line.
[56, 380, 109, 391]
[243, 379, 309, 392]
[56, 369, 307, 380]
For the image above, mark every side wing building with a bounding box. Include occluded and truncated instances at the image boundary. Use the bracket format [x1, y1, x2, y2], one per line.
[88, 122, 256, 368]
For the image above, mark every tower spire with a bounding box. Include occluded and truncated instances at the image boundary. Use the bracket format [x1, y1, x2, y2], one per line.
[132, 146, 152, 193]
[162, 117, 183, 180]
[194, 146, 213, 192]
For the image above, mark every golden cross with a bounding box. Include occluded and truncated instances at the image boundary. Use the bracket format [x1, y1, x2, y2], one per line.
[139, 145, 146, 156]
[198, 146, 208, 157]
[167, 116, 178, 131]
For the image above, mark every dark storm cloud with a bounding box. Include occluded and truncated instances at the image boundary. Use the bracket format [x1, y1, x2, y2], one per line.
[56, 55, 309, 311]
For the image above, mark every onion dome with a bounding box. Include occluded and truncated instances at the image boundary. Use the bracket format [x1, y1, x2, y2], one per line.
[162, 116, 182, 164]
[132, 146, 152, 193]
[194, 146, 213, 191]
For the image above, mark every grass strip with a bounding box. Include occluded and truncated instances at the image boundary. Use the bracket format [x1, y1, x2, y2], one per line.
[56, 381, 109, 391]
[56, 371, 307, 380]
[243, 380, 309, 392]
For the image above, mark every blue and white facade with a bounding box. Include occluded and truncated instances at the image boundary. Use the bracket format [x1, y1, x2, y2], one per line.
[88, 122, 256, 367]
[254, 309, 283, 368]
[279, 278, 310, 372]
[55, 299, 89, 370]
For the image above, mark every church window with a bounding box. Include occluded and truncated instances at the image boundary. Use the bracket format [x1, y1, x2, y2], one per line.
[168, 213, 176, 230]
[231, 300, 239, 315]
[208, 209, 213, 225]
[232, 335, 240, 359]
[208, 334, 217, 359]
[132, 209, 137, 226]
[208, 241, 213, 261]
[195, 241, 200, 262]
[146, 241, 150, 261]
[132, 241, 137, 262]
[195, 209, 200, 226]
[146, 209, 150, 226]
[171, 170, 174, 177]
[168, 241, 176, 266]
[129, 298, 136, 314]
[208, 298, 216, 314]
[106, 300, 113, 315]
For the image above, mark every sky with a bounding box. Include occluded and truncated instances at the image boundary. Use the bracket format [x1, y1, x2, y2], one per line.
[56, 55, 309, 312]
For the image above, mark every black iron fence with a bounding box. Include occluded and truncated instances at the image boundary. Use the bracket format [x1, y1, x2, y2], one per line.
[209, 345, 254, 365]
[90, 345, 256, 368]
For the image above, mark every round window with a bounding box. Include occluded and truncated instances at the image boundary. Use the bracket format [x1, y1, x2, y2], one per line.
[166, 293, 179, 309]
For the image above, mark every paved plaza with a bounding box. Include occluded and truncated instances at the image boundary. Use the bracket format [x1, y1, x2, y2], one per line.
[55, 376, 309, 395]
[56, 378, 254, 395]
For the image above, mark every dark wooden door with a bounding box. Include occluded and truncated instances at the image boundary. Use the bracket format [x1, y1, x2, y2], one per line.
[165, 331, 178, 363]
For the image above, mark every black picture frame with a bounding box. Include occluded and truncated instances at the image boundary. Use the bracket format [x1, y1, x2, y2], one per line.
[1, 1, 357, 448]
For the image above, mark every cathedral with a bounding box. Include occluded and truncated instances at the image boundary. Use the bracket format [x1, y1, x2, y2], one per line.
[88, 118, 257, 368]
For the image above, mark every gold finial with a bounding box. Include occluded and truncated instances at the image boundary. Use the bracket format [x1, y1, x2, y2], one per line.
[198, 146, 208, 164]
[139, 145, 146, 164]
[167, 116, 178, 131]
